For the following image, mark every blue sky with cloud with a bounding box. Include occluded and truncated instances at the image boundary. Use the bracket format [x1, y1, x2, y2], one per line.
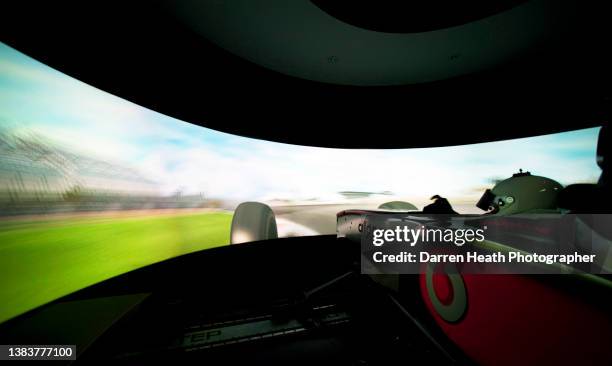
[0, 42, 602, 206]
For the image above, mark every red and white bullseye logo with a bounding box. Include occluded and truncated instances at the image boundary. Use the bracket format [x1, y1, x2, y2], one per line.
[425, 262, 467, 322]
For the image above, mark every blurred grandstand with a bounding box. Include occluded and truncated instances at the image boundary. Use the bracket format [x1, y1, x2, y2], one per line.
[0, 130, 220, 216]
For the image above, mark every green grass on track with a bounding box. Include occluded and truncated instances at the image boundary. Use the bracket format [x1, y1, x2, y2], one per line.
[0, 211, 232, 324]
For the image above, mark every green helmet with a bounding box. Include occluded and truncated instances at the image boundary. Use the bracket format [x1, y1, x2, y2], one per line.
[476, 170, 563, 215]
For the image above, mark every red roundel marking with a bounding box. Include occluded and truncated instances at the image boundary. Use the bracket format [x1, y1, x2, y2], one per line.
[432, 272, 454, 305]
[420, 274, 612, 366]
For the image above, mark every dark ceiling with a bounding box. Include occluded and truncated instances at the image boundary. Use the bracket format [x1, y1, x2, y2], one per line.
[310, 1, 527, 33]
[1, 1, 611, 148]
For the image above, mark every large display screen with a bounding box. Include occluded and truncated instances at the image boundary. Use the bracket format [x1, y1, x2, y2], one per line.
[0, 42, 601, 323]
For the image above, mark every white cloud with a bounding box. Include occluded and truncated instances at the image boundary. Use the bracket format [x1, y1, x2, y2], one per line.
[133, 127, 601, 205]
[0, 42, 601, 205]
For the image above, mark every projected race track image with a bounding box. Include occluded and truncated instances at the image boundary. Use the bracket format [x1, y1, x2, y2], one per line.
[0, 41, 603, 324]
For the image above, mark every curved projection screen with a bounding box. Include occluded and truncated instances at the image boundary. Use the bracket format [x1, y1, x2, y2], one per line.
[0, 42, 602, 323]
